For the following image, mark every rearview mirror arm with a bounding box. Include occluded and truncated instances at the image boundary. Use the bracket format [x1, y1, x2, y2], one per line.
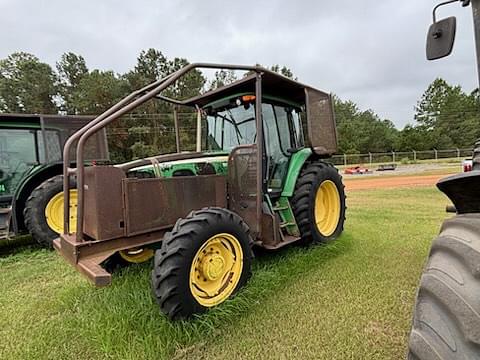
[433, 0, 461, 22]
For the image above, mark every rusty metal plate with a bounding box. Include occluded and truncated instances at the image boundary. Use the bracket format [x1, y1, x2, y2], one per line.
[227, 145, 258, 234]
[123, 175, 227, 236]
[55, 230, 167, 287]
[84, 166, 126, 240]
[305, 88, 337, 155]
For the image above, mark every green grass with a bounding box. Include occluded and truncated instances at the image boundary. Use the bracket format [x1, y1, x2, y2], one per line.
[0, 187, 449, 359]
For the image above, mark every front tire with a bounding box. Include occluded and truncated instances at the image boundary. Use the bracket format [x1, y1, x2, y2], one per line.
[151, 207, 254, 319]
[408, 214, 480, 360]
[291, 161, 346, 246]
[23, 175, 77, 247]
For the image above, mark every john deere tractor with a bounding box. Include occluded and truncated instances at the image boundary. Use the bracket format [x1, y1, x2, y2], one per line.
[0, 114, 108, 246]
[408, 1, 480, 359]
[54, 64, 346, 319]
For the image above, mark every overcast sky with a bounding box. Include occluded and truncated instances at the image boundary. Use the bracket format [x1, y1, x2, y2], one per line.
[0, 0, 477, 128]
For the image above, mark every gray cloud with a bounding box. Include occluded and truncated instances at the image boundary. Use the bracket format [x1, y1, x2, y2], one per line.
[0, 0, 477, 128]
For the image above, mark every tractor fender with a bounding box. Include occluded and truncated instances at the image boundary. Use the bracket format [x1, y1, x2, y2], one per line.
[11, 162, 64, 233]
[437, 170, 480, 214]
[281, 148, 313, 197]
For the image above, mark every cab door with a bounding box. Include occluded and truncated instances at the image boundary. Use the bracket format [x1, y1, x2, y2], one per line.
[262, 103, 304, 196]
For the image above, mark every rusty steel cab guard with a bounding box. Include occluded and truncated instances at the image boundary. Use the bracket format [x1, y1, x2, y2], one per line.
[305, 89, 337, 155]
[82, 166, 226, 240]
[227, 145, 258, 235]
[53, 63, 341, 289]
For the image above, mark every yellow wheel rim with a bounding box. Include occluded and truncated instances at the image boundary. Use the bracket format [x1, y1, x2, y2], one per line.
[119, 248, 154, 263]
[189, 233, 243, 307]
[45, 190, 77, 234]
[314, 180, 341, 236]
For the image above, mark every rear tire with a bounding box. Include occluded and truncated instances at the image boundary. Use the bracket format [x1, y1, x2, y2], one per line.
[291, 161, 346, 246]
[408, 214, 480, 360]
[151, 207, 253, 319]
[23, 175, 76, 247]
[102, 248, 154, 273]
[119, 248, 154, 263]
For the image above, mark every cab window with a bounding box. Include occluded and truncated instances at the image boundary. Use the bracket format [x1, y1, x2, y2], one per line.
[0, 129, 38, 196]
[204, 98, 305, 192]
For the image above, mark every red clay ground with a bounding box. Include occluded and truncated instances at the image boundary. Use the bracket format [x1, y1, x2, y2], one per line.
[344, 173, 452, 191]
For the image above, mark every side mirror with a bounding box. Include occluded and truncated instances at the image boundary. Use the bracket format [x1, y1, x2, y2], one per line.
[426, 16, 457, 60]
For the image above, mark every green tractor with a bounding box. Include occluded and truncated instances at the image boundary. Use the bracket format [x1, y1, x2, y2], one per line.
[54, 64, 346, 319]
[408, 1, 480, 359]
[0, 114, 108, 246]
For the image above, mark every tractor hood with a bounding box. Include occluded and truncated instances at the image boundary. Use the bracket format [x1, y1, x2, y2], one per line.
[117, 151, 229, 177]
[128, 154, 228, 178]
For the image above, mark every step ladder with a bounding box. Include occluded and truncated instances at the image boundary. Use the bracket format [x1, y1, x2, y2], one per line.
[272, 198, 300, 238]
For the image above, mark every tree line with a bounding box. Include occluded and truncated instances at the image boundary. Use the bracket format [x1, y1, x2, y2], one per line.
[335, 78, 479, 154]
[0, 50, 478, 161]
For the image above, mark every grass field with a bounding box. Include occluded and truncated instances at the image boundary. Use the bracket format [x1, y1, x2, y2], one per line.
[0, 186, 449, 359]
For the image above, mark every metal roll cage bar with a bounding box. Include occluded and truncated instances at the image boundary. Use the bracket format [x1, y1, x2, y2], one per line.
[63, 63, 271, 241]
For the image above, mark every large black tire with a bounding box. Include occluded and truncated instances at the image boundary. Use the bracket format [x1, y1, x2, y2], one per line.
[23, 175, 75, 247]
[291, 161, 346, 246]
[408, 214, 480, 359]
[151, 207, 254, 319]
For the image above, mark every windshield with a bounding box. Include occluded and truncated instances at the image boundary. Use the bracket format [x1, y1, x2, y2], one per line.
[204, 99, 305, 190]
[204, 100, 304, 152]
[205, 104, 256, 152]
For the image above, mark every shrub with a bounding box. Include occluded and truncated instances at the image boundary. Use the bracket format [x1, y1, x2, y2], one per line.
[400, 157, 410, 165]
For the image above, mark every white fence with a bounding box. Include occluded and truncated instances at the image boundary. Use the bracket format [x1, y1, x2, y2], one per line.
[330, 148, 473, 166]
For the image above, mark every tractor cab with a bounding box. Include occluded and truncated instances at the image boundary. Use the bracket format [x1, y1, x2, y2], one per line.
[189, 71, 338, 198]
[203, 93, 304, 195]
[0, 114, 108, 241]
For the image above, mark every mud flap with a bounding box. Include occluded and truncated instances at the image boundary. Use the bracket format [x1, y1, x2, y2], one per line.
[437, 170, 480, 213]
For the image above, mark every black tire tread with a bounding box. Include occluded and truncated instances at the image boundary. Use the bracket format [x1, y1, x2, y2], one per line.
[408, 214, 480, 360]
[151, 207, 254, 319]
[291, 160, 346, 246]
[23, 174, 71, 247]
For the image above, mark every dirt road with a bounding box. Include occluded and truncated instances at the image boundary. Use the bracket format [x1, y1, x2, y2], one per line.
[344, 173, 452, 191]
